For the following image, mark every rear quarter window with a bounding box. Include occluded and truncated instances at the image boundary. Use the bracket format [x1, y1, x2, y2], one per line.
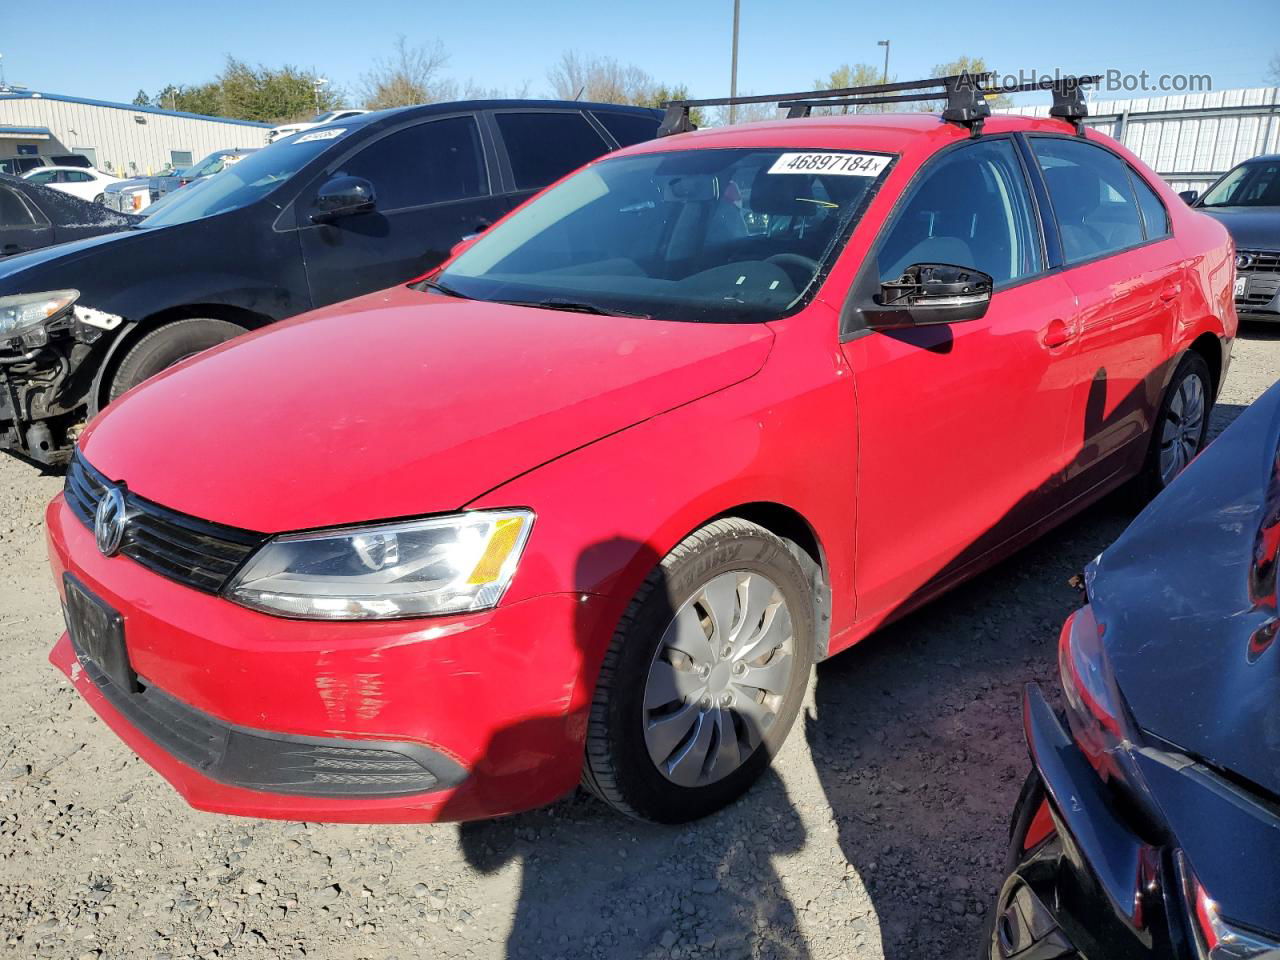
[591, 111, 661, 148]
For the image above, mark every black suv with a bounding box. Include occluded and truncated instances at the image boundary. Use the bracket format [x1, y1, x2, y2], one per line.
[0, 100, 662, 465]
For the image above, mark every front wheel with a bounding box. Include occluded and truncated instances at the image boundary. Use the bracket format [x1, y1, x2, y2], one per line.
[582, 518, 815, 822]
[108, 318, 246, 401]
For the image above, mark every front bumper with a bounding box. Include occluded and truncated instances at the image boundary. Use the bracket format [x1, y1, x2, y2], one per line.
[986, 685, 1190, 960]
[1236, 270, 1280, 323]
[47, 493, 615, 822]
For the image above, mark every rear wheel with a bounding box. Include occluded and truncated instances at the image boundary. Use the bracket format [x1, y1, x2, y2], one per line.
[1135, 351, 1212, 500]
[108, 318, 246, 401]
[582, 518, 815, 822]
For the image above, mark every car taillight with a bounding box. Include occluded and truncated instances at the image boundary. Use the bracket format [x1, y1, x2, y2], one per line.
[130, 194, 142, 211]
[1058, 605, 1136, 778]
[1177, 852, 1280, 958]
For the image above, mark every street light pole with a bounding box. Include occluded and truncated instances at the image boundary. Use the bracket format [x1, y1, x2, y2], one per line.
[877, 40, 890, 84]
[728, 0, 741, 125]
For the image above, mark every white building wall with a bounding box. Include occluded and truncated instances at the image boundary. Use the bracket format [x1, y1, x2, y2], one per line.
[996, 87, 1280, 192]
[0, 93, 271, 176]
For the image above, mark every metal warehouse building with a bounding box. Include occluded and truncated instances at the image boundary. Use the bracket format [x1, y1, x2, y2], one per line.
[0, 90, 270, 176]
[998, 86, 1280, 193]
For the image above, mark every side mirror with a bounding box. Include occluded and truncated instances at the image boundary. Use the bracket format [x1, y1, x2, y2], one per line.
[866, 263, 993, 329]
[1178, 190, 1200, 205]
[311, 175, 376, 224]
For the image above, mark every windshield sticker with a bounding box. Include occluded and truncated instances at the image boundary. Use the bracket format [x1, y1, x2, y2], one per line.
[768, 152, 890, 177]
[294, 128, 347, 144]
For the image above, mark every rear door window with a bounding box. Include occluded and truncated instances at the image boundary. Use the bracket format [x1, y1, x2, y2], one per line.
[495, 111, 611, 191]
[591, 111, 661, 147]
[1031, 138, 1146, 264]
[339, 115, 489, 211]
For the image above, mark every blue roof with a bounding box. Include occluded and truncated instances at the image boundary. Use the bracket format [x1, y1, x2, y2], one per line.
[0, 91, 272, 128]
[0, 125, 52, 136]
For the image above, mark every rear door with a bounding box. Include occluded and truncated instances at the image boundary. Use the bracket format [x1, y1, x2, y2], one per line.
[0, 185, 53, 255]
[840, 136, 1080, 621]
[297, 112, 509, 307]
[1026, 135, 1183, 499]
[486, 109, 618, 211]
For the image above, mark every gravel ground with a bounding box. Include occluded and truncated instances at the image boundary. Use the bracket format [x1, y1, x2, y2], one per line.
[1, 328, 1276, 960]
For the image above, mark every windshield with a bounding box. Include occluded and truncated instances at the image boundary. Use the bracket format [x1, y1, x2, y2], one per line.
[138, 136, 342, 228]
[437, 147, 893, 323]
[1201, 160, 1280, 208]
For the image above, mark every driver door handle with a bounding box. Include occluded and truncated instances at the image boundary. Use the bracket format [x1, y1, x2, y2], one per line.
[1042, 318, 1076, 349]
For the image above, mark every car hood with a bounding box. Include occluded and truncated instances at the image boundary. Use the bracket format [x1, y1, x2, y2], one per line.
[1196, 206, 1280, 250]
[80, 286, 775, 532]
[1090, 381, 1280, 797]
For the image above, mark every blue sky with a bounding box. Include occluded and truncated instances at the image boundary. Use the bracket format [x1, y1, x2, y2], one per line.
[3, 0, 1276, 108]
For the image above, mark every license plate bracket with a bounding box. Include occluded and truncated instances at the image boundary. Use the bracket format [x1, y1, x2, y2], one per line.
[64, 574, 138, 693]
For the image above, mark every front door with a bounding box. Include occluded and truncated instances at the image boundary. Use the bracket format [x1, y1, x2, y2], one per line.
[299, 114, 509, 308]
[840, 136, 1080, 624]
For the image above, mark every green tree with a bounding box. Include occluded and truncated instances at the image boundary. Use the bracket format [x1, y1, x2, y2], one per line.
[813, 63, 892, 113]
[642, 84, 705, 128]
[150, 59, 343, 122]
[132, 89, 150, 106]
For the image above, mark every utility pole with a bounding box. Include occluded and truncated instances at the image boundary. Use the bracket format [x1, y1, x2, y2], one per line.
[728, 0, 741, 124]
[313, 77, 328, 113]
[878, 40, 890, 84]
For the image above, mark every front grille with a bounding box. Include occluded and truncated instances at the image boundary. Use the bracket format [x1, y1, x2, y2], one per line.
[1238, 249, 1280, 274]
[64, 450, 265, 594]
[72, 644, 462, 797]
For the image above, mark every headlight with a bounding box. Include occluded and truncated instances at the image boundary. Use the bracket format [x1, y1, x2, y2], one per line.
[0, 290, 78, 339]
[225, 510, 534, 620]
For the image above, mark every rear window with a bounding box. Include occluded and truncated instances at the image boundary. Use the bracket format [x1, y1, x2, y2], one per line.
[0, 186, 36, 226]
[592, 111, 661, 147]
[495, 112, 610, 191]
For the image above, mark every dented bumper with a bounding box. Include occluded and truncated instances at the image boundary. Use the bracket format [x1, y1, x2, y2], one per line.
[46, 492, 608, 822]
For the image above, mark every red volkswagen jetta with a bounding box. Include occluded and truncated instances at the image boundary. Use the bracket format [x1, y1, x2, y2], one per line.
[45, 101, 1234, 823]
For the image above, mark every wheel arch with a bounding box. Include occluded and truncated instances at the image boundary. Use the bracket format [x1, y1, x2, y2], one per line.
[1187, 330, 1224, 399]
[90, 303, 275, 413]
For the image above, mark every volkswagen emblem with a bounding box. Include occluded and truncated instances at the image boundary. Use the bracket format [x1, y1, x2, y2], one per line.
[94, 484, 128, 557]
[1236, 252, 1254, 270]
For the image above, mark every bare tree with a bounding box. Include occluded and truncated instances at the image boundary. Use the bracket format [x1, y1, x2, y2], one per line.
[708, 98, 780, 126]
[1270, 52, 1280, 84]
[547, 50, 656, 104]
[360, 36, 452, 109]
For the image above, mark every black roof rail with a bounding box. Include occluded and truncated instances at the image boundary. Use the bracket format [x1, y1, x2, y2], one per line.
[659, 72, 1102, 139]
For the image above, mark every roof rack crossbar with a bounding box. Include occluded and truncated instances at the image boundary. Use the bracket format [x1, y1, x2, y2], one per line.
[658, 72, 1100, 139]
[658, 73, 987, 137]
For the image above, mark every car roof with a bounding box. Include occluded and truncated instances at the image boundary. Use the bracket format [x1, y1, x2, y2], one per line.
[615, 111, 1106, 161]
[339, 98, 664, 130]
[24, 165, 104, 173]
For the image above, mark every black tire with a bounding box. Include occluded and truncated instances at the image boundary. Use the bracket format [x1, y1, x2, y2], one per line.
[1133, 351, 1213, 502]
[108, 318, 246, 401]
[582, 518, 816, 823]
[93, 193, 104, 204]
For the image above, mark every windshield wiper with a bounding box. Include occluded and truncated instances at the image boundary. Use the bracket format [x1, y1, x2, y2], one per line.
[498, 297, 649, 319]
[415, 278, 471, 299]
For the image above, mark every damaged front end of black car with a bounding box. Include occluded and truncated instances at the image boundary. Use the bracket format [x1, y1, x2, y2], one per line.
[988, 381, 1280, 960]
[0, 289, 123, 465]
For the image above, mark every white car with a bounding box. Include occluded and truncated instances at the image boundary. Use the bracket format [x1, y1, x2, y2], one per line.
[22, 166, 120, 204]
[267, 108, 369, 143]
